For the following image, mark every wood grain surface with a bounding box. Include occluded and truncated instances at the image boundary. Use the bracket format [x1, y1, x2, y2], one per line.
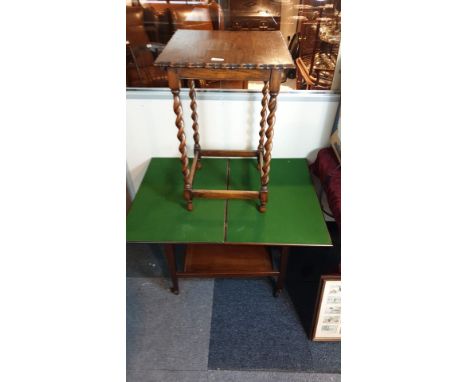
[184, 244, 276, 275]
[155, 30, 295, 69]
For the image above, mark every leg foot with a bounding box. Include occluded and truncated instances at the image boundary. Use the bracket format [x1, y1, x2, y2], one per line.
[170, 287, 179, 295]
[164, 244, 180, 295]
[275, 246, 289, 296]
[184, 189, 193, 211]
[259, 188, 268, 213]
[196, 160, 202, 170]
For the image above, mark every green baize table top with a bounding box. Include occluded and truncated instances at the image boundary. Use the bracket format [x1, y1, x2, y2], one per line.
[126, 158, 331, 246]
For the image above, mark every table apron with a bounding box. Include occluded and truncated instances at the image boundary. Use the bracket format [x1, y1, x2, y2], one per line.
[176, 67, 272, 81]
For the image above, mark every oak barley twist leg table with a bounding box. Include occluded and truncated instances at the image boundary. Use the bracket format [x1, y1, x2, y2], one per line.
[155, 30, 295, 212]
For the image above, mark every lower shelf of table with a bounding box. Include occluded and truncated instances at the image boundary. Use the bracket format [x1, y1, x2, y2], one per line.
[180, 244, 279, 277]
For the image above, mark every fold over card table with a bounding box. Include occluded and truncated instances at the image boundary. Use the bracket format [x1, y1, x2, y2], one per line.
[127, 158, 331, 295]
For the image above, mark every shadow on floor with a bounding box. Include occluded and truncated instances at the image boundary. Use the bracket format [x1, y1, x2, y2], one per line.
[286, 222, 341, 338]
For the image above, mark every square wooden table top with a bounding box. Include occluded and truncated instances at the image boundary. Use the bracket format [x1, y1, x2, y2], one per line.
[127, 158, 331, 246]
[154, 30, 295, 70]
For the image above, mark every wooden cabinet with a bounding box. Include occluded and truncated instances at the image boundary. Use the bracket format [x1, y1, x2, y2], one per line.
[223, 0, 281, 31]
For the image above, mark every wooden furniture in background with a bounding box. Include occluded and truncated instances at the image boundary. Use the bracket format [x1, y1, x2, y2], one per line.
[225, 0, 281, 31]
[155, 30, 294, 212]
[126, 6, 168, 87]
[142, 0, 225, 41]
[126, 157, 332, 295]
[126, 3, 247, 89]
[295, 2, 340, 90]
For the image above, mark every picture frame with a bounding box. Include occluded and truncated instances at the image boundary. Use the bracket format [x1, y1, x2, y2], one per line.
[330, 103, 341, 163]
[330, 130, 341, 163]
[311, 275, 341, 341]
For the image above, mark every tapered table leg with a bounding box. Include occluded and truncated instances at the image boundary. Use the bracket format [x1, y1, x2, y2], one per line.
[164, 244, 179, 295]
[168, 69, 193, 211]
[274, 246, 289, 297]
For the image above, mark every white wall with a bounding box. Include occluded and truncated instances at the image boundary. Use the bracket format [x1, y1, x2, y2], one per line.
[127, 89, 339, 194]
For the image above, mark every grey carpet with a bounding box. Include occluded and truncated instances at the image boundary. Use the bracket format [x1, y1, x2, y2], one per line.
[208, 278, 340, 373]
[127, 370, 208, 382]
[126, 370, 341, 382]
[127, 277, 214, 372]
[126, 243, 341, 376]
[208, 370, 341, 382]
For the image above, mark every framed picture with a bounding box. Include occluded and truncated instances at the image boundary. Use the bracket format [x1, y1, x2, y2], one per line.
[330, 103, 341, 163]
[330, 130, 341, 163]
[311, 275, 341, 341]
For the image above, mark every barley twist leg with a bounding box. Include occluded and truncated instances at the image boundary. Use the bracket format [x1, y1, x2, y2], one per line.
[259, 91, 277, 213]
[257, 81, 269, 170]
[189, 80, 202, 169]
[171, 89, 192, 211]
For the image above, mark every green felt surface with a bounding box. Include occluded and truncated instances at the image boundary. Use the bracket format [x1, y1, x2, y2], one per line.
[126, 158, 227, 243]
[127, 158, 331, 246]
[226, 158, 331, 246]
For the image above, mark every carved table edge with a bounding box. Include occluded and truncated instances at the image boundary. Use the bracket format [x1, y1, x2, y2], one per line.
[154, 62, 296, 70]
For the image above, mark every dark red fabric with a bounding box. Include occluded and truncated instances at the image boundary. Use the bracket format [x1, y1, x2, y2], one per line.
[311, 148, 341, 228]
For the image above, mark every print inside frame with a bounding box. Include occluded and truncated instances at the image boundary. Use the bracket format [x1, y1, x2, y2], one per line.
[311, 275, 341, 341]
